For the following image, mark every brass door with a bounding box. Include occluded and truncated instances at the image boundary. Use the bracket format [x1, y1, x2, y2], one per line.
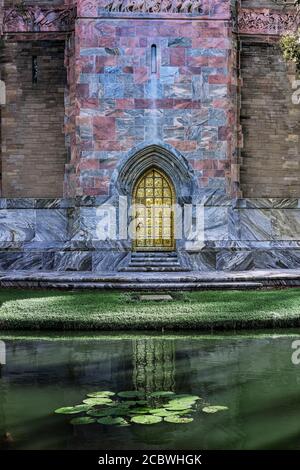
[133, 168, 175, 251]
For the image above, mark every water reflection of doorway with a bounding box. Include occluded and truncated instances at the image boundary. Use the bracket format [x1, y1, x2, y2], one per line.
[132, 339, 175, 393]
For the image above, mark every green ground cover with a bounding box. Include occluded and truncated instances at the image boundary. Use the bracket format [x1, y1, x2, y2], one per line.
[0, 288, 300, 331]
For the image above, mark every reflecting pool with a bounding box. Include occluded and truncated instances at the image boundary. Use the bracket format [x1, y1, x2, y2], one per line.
[1, 332, 300, 450]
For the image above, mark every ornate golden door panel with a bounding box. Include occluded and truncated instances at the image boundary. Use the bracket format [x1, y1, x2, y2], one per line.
[133, 168, 175, 251]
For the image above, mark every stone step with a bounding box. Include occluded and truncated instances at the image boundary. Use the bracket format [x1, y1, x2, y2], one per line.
[0, 273, 268, 284]
[132, 252, 177, 258]
[118, 251, 189, 273]
[128, 261, 181, 267]
[130, 257, 178, 263]
[119, 266, 191, 273]
[0, 280, 264, 290]
[124, 263, 182, 271]
[2, 270, 300, 289]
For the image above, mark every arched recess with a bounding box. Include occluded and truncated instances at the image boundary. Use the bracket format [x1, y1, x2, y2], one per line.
[113, 143, 194, 203]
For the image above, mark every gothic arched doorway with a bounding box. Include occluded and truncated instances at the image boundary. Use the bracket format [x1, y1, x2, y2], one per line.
[133, 168, 175, 251]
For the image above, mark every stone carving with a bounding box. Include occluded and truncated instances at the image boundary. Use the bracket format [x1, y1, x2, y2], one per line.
[3, 5, 76, 33]
[104, 0, 203, 14]
[238, 9, 299, 35]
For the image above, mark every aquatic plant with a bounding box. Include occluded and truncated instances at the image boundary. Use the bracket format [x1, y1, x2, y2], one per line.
[202, 405, 229, 414]
[54, 390, 228, 427]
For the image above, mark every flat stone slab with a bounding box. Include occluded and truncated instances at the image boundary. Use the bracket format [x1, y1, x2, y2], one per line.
[139, 294, 173, 301]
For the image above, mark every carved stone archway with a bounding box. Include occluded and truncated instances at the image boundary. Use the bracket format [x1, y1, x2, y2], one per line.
[113, 142, 195, 204]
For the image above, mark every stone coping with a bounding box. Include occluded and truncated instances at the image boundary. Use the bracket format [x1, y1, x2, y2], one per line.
[1, 241, 300, 250]
[1, 197, 300, 209]
[90, 12, 229, 20]
[1, 268, 300, 282]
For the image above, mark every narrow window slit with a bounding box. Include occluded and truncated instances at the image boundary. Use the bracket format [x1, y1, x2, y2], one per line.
[32, 56, 38, 84]
[151, 45, 157, 74]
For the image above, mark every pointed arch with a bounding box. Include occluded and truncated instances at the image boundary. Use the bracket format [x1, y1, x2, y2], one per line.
[113, 142, 194, 203]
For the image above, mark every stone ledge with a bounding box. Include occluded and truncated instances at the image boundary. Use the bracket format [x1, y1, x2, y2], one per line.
[1, 197, 300, 209]
[1, 267, 300, 290]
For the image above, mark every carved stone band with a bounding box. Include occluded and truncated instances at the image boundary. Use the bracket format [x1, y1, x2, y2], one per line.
[103, 0, 203, 14]
[238, 9, 299, 36]
[3, 6, 76, 33]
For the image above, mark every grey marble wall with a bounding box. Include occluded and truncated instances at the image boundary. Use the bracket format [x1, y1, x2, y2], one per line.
[0, 196, 300, 272]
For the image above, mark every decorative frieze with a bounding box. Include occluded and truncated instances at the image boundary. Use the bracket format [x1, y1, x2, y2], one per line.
[3, 6, 76, 33]
[102, 0, 203, 14]
[238, 8, 299, 36]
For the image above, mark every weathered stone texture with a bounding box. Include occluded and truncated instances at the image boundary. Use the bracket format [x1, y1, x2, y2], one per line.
[68, 16, 234, 196]
[4, 0, 64, 5]
[0, 2, 300, 274]
[0, 41, 67, 197]
[240, 43, 300, 198]
[240, 0, 290, 8]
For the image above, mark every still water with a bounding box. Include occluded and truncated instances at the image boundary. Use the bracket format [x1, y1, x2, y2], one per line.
[1, 332, 300, 450]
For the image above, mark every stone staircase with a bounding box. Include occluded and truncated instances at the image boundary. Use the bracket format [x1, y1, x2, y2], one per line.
[118, 252, 191, 272]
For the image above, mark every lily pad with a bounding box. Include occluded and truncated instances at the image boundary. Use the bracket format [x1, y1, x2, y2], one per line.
[157, 408, 192, 416]
[83, 398, 113, 406]
[150, 408, 182, 417]
[150, 391, 175, 398]
[70, 417, 96, 425]
[150, 408, 168, 414]
[74, 404, 92, 412]
[166, 405, 193, 411]
[164, 416, 194, 424]
[131, 415, 162, 425]
[118, 391, 144, 399]
[202, 406, 229, 414]
[98, 417, 129, 426]
[134, 400, 148, 406]
[166, 401, 196, 409]
[87, 391, 115, 398]
[167, 397, 199, 406]
[54, 405, 91, 415]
